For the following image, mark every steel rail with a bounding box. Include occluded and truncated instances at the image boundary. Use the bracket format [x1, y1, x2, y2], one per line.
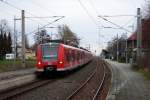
[92, 61, 106, 100]
[0, 79, 53, 100]
[65, 66, 97, 100]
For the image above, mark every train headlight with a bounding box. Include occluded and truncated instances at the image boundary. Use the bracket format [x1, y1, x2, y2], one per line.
[38, 61, 41, 65]
[59, 61, 63, 64]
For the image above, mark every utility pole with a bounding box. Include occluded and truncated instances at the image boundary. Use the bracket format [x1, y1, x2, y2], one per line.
[14, 16, 20, 62]
[136, 8, 142, 62]
[117, 34, 119, 62]
[125, 32, 128, 63]
[14, 16, 16, 63]
[37, 24, 40, 44]
[21, 10, 26, 67]
[129, 24, 135, 62]
[98, 27, 101, 56]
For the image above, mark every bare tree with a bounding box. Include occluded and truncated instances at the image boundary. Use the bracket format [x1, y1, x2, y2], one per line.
[58, 25, 79, 47]
[106, 34, 127, 62]
[143, 0, 150, 19]
[34, 29, 51, 44]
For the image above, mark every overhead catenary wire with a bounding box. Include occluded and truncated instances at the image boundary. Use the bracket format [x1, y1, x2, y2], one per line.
[87, 0, 104, 28]
[80, 0, 133, 33]
[0, 0, 65, 39]
[15, 16, 65, 40]
[0, 0, 52, 24]
[0, 0, 44, 26]
[16, 16, 65, 45]
[102, 15, 137, 17]
[77, 0, 99, 26]
[98, 15, 132, 33]
[26, 16, 65, 36]
[87, 0, 136, 31]
[0, 0, 64, 45]
[0, 0, 21, 11]
[30, 0, 58, 15]
[25, 16, 64, 27]
[103, 17, 136, 30]
[0, 1, 64, 44]
[25, 16, 64, 19]
[87, 0, 99, 15]
[120, 17, 136, 28]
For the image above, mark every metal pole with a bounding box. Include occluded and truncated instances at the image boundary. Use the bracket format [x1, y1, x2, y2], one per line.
[21, 10, 25, 67]
[98, 27, 101, 56]
[38, 25, 40, 44]
[125, 33, 128, 63]
[14, 16, 16, 63]
[131, 24, 134, 63]
[117, 34, 119, 62]
[136, 8, 142, 62]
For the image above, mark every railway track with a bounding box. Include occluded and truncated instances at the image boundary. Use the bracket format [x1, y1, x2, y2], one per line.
[65, 58, 106, 100]
[0, 78, 53, 100]
[92, 62, 106, 100]
[0, 58, 108, 100]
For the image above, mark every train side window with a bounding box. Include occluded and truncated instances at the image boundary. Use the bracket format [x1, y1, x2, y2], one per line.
[80, 52, 82, 60]
[67, 49, 71, 62]
[69, 50, 72, 62]
[66, 49, 69, 62]
[72, 50, 74, 61]
[75, 50, 77, 61]
[66, 49, 68, 61]
[83, 52, 85, 58]
[72, 50, 75, 62]
[74, 51, 76, 61]
[82, 52, 83, 59]
[76, 51, 79, 60]
[78, 51, 80, 60]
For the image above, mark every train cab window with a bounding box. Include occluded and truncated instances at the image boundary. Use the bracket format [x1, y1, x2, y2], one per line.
[42, 44, 58, 60]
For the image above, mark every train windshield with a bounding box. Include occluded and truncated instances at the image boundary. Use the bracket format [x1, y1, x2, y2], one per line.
[42, 44, 59, 60]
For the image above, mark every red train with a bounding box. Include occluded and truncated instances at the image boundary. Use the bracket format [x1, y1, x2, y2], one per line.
[36, 43, 93, 74]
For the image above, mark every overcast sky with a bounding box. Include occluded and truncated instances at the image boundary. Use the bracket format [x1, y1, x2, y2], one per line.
[0, 0, 146, 54]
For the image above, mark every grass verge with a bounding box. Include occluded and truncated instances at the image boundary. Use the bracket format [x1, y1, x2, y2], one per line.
[138, 69, 150, 80]
[131, 64, 150, 79]
[0, 60, 36, 72]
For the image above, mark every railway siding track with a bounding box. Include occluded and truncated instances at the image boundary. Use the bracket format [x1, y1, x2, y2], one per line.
[65, 58, 107, 100]
[0, 78, 54, 100]
[0, 74, 36, 92]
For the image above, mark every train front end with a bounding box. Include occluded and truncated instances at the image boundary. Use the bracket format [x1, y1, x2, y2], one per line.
[36, 43, 60, 74]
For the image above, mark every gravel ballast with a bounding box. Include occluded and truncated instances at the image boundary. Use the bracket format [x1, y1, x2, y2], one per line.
[5, 57, 111, 100]
[9, 59, 97, 100]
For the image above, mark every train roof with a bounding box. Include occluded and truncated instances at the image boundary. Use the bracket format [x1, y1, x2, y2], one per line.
[40, 43, 60, 46]
[40, 43, 91, 53]
[62, 44, 91, 53]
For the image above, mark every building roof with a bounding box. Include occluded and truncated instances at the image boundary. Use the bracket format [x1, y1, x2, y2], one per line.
[128, 32, 137, 40]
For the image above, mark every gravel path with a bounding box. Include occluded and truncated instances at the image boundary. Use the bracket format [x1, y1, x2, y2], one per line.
[9, 59, 97, 100]
[106, 60, 150, 100]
